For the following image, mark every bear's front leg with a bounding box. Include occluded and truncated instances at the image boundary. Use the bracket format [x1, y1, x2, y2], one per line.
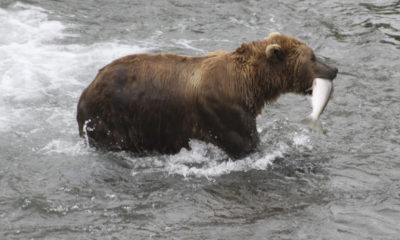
[197, 96, 259, 158]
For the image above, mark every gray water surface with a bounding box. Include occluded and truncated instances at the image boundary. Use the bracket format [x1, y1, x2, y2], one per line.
[1, 0, 399, 239]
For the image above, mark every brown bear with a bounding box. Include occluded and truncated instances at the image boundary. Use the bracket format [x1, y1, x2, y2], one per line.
[77, 33, 337, 158]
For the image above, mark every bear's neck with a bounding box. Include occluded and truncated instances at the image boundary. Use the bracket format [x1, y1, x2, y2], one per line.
[232, 50, 289, 117]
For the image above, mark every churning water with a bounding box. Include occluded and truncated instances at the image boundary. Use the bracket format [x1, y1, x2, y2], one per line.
[1, 0, 399, 239]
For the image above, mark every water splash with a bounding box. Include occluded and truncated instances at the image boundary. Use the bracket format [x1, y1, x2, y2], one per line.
[40, 139, 91, 157]
[124, 140, 288, 179]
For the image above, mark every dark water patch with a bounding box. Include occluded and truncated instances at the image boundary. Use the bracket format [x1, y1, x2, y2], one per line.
[360, 1, 400, 15]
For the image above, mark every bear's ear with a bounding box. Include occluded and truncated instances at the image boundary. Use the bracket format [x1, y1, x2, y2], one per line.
[265, 44, 282, 61]
[268, 32, 280, 39]
[235, 43, 248, 54]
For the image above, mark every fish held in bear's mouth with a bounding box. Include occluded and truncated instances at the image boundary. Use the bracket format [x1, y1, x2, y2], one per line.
[301, 78, 333, 133]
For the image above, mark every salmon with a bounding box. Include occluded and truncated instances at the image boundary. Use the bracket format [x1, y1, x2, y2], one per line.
[301, 78, 333, 133]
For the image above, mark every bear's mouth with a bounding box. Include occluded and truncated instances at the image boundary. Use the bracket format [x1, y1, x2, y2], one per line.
[304, 86, 313, 95]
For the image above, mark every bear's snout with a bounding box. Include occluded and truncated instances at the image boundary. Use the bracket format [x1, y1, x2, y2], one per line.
[314, 58, 338, 81]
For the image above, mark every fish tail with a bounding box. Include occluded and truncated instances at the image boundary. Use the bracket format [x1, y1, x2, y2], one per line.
[301, 116, 324, 134]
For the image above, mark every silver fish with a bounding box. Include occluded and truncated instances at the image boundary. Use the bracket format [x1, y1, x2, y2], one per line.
[301, 78, 333, 133]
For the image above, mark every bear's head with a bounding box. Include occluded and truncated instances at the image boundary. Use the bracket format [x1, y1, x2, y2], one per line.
[264, 33, 338, 95]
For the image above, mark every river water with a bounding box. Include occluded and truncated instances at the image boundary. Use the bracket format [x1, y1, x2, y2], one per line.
[1, 0, 399, 239]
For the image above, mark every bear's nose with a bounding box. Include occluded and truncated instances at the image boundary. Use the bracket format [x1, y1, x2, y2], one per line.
[331, 67, 338, 80]
[333, 67, 339, 78]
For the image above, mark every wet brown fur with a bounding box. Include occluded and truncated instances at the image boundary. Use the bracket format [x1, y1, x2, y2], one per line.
[77, 34, 336, 158]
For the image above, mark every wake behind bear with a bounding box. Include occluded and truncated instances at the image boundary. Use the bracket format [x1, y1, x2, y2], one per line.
[77, 33, 338, 158]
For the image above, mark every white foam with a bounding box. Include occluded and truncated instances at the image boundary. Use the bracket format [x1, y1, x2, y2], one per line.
[0, 2, 149, 99]
[119, 139, 287, 178]
[0, 3, 64, 101]
[0, 3, 62, 44]
[165, 140, 286, 178]
[40, 139, 91, 157]
[0, 2, 149, 139]
[292, 132, 313, 151]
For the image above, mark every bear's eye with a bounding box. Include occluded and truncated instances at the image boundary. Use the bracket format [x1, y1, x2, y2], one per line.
[311, 55, 316, 62]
